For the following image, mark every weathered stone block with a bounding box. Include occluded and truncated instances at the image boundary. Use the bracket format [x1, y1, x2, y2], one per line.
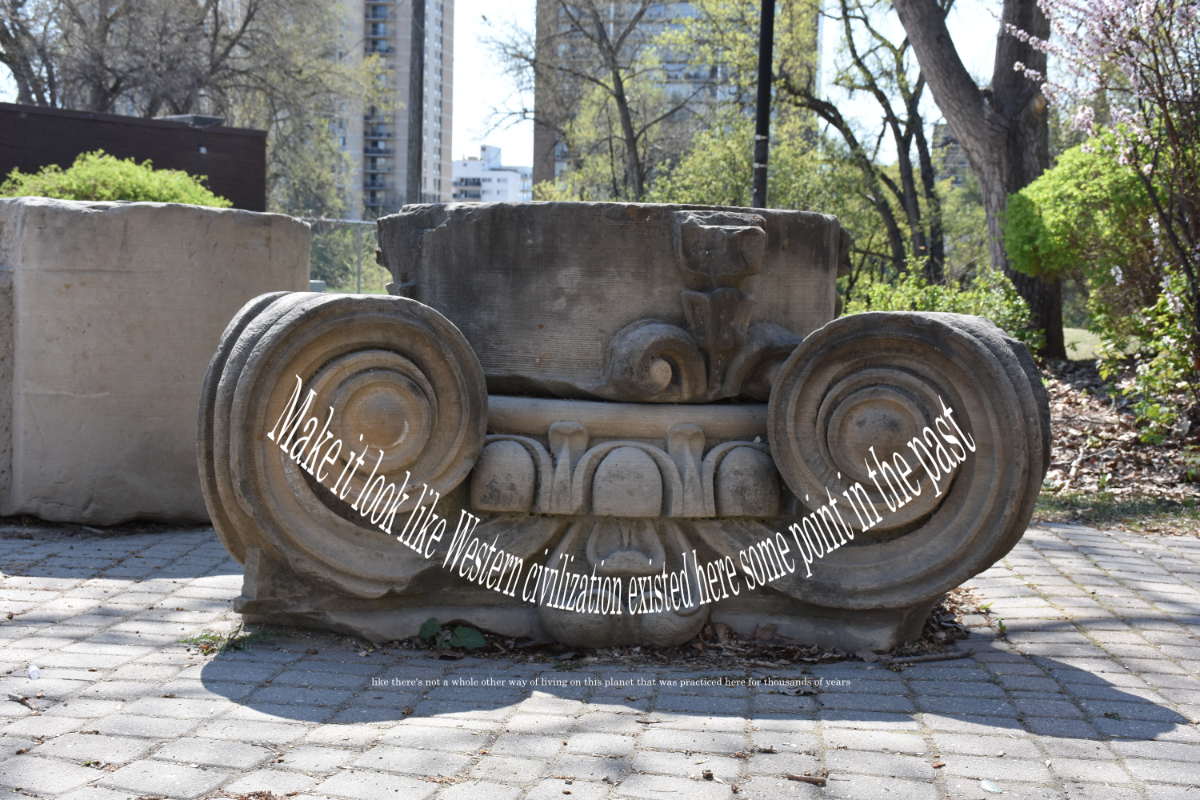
[201, 201, 1049, 652]
[0, 197, 308, 524]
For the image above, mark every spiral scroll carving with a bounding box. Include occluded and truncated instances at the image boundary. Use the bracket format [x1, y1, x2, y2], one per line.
[766, 312, 1049, 609]
[199, 293, 487, 598]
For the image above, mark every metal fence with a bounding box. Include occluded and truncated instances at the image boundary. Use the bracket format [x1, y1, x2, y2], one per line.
[301, 218, 392, 294]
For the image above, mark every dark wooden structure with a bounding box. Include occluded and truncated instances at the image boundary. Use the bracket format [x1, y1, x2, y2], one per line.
[0, 103, 267, 212]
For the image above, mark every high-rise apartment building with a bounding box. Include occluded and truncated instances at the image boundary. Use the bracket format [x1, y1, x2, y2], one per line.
[341, 0, 454, 218]
[531, 0, 713, 188]
[452, 146, 533, 201]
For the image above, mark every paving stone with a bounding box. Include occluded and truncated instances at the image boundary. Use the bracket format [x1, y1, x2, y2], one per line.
[0, 755, 99, 794]
[13, 523, 1200, 800]
[32, 732, 152, 764]
[938, 753, 1052, 782]
[908, 679, 1007, 698]
[470, 755, 545, 784]
[382, 724, 489, 752]
[225, 767, 316, 796]
[1079, 698, 1186, 722]
[1049, 757, 1132, 783]
[1037, 738, 1117, 760]
[351, 745, 472, 777]
[0, 714, 87, 738]
[276, 745, 356, 772]
[153, 737, 273, 769]
[826, 774, 940, 800]
[1110, 739, 1200, 761]
[914, 696, 1017, 716]
[930, 733, 1040, 759]
[437, 780, 522, 800]
[823, 729, 928, 754]
[743, 752, 822, 776]
[99, 759, 230, 799]
[654, 695, 749, 715]
[526, 778, 611, 800]
[502, 714, 574, 736]
[93, 713, 199, 739]
[397, 715, 501, 732]
[825, 749, 936, 781]
[635, 748, 742, 781]
[518, 695, 589, 715]
[1125, 758, 1200, 786]
[43, 699, 128, 718]
[250, 686, 355, 707]
[564, 732, 635, 756]
[490, 732, 563, 758]
[818, 693, 914, 713]
[57, 786, 140, 800]
[156, 679, 255, 701]
[1023, 716, 1101, 739]
[819, 711, 921, 731]
[303, 724, 386, 747]
[194, 718, 309, 744]
[552, 753, 632, 782]
[648, 712, 748, 732]
[1013, 697, 1085, 718]
[617, 773, 732, 800]
[639, 728, 745, 754]
[314, 769, 436, 800]
[1061, 783, 1143, 800]
[225, 702, 337, 724]
[1146, 787, 1200, 800]
[122, 696, 231, 718]
[733, 776, 823, 799]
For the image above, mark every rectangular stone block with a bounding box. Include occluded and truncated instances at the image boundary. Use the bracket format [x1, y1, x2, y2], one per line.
[0, 197, 308, 524]
[378, 203, 841, 399]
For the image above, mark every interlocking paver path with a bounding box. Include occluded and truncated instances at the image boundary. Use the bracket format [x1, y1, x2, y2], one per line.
[1, 523, 1199, 800]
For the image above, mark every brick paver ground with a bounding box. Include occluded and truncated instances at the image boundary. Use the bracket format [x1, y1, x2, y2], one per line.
[1, 522, 1199, 799]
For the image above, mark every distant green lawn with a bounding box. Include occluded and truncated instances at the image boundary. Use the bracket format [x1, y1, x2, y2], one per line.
[1036, 491, 1200, 537]
[1064, 327, 1102, 360]
[328, 286, 389, 295]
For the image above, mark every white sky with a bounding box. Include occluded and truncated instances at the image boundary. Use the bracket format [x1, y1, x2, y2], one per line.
[453, 0, 1003, 168]
[0, 0, 1002, 170]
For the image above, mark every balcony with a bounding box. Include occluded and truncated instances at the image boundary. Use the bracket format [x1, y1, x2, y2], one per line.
[363, 146, 393, 156]
[454, 177, 482, 187]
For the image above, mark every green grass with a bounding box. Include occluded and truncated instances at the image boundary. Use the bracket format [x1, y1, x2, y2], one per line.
[1063, 327, 1103, 360]
[1035, 490, 1200, 536]
[179, 624, 278, 656]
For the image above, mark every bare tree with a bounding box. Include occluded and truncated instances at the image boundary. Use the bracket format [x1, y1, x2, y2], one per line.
[673, 0, 944, 280]
[487, 0, 708, 200]
[1, 0, 57, 106]
[893, 0, 1064, 357]
[0, 0, 388, 216]
[778, 0, 944, 281]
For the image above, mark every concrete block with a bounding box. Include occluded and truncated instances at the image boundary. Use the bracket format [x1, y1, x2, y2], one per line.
[0, 197, 308, 524]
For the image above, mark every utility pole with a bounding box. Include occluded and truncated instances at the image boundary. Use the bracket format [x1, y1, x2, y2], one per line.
[751, 0, 775, 209]
[406, 0, 426, 204]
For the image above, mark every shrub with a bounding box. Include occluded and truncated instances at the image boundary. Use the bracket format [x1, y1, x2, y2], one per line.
[0, 150, 231, 207]
[1005, 132, 1197, 441]
[844, 265, 1043, 353]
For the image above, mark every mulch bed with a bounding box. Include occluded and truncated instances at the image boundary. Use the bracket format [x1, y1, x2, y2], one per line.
[1040, 359, 1199, 500]
[385, 587, 979, 670]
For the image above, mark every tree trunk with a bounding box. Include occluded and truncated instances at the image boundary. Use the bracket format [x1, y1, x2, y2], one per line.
[893, 0, 1066, 358]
